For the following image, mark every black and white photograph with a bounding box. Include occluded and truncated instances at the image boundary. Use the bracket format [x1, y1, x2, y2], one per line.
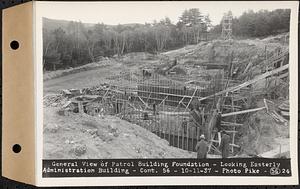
[0, 0, 298, 186]
[42, 2, 292, 161]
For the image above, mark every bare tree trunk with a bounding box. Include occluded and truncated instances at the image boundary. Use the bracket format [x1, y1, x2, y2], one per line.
[87, 42, 95, 62]
[121, 35, 126, 55]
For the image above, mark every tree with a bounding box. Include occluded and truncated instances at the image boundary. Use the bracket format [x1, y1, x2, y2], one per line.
[153, 23, 171, 52]
[178, 8, 203, 27]
[46, 27, 66, 70]
[212, 9, 290, 38]
[177, 8, 207, 44]
[204, 14, 212, 31]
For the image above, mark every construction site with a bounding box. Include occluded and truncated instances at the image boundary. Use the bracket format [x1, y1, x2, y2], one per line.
[43, 13, 290, 159]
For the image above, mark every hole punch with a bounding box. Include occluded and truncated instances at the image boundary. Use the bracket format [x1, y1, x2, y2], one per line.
[12, 144, 21, 153]
[10, 40, 19, 50]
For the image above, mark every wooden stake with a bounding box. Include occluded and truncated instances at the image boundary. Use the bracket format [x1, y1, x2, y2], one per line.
[168, 123, 171, 145]
[173, 125, 175, 147]
[231, 95, 235, 153]
[191, 126, 194, 152]
[182, 118, 184, 150]
[186, 122, 189, 151]
[196, 125, 200, 143]
[178, 118, 180, 148]
[185, 87, 198, 112]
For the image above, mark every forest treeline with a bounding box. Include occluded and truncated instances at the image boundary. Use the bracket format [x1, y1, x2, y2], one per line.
[43, 8, 290, 71]
[211, 9, 290, 37]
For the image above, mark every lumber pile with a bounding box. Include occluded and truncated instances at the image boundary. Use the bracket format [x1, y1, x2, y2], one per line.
[278, 100, 289, 119]
[264, 99, 288, 124]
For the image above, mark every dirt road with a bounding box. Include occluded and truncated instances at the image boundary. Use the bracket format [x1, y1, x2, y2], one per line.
[43, 63, 126, 94]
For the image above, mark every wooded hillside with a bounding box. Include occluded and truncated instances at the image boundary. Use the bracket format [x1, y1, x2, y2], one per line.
[43, 8, 290, 71]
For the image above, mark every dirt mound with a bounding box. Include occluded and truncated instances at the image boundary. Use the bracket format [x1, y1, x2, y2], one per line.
[236, 107, 289, 157]
[161, 45, 197, 59]
[160, 34, 288, 73]
[261, 32, 289, 44]
[43, 107, 195, 159]
[121, 52, 157, 61]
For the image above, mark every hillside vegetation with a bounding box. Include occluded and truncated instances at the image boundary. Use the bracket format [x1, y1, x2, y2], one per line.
[43, 9, 290, 71]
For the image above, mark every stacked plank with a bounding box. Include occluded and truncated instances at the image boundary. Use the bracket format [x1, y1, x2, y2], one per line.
[263, 99, 288, 124]
[278, 100, 289, 119]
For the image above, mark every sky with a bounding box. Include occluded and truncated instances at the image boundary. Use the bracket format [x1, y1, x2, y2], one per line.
[38, 1, 292, 26]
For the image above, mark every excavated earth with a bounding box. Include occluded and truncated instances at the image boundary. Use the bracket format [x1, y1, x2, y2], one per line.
[43, 106, 196, 159]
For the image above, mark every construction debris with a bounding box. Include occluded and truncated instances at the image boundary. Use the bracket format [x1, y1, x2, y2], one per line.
[278, 100, 290, 119]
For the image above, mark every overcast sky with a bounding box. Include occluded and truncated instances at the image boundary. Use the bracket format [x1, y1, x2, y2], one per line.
[38, 1, 292, 25]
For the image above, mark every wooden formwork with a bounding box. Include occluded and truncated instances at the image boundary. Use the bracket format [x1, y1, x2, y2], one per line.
[106, 71, 228, 153]
[102, 69, 249, 154]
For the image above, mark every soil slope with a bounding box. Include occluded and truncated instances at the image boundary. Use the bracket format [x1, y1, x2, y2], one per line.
[43, 107, 195, 159]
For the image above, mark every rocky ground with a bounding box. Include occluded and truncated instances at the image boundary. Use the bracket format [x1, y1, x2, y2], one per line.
[43, 107, 196, 159]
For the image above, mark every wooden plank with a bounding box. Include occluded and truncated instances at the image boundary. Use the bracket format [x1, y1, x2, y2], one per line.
[191, 126, 194, 152]
[273, 111, 288, 122]
[173, 126, 176, 147]
[222, 105, 242, 109]
[196, 126, 200, 145]
[144, 93, 152, 111]
[78, 102, 84, 113]
[207, 110, 218, 141]
[224, 130, 238, 133]
[221, 123, 243, 127]
[179, 101, 187, 109]
[182, 125, 185, 150]
[264, 50, 288, 67]
[231, 95, 236, 153]
[210, 139, 220, 143]
[278, 72, 289, 79]
[168, 124, 171, 145]
[160, 111, 189, 116]
[135, 88, 202, 99]
[221, 121, 243, 126]
[208, 132, 216, 153]
[211, 140, 240, 148]
[186, 123, 189, 151]
[137, 95, 151, 109]
[159, 119, 162, 138]
[178, 123, 180, 148]
[222, 107, 266, 117]
[243, 61, 253, 74]
[157, 96, 168, 107]
[210, 144, 221, 154]
[230, 143, 240, 148]
[185, 87, 198, 112]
